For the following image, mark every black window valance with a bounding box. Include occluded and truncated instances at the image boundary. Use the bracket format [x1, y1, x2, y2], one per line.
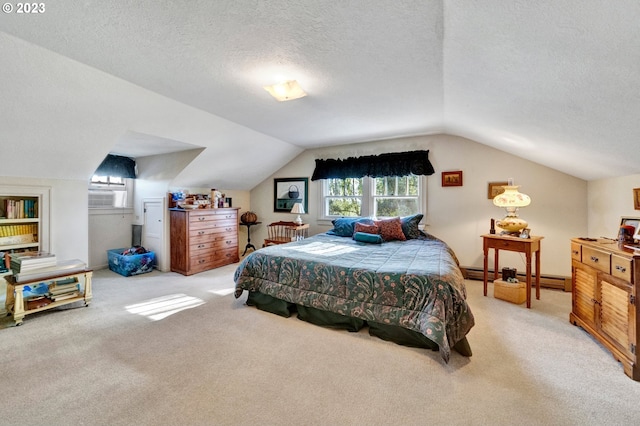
[94, 154, 137, 179]
[311, 150, 434, 181]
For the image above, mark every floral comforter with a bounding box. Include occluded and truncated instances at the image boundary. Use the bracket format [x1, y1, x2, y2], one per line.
[234, 233, 474, 362]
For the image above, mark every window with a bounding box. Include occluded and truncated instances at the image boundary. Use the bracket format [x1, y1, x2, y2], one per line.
[90, 175, 126, 187]
[321, 175, 424, 219]
[373, 175, 420, 217]
[89, 176, 131, 209]
[325, 177, 364, 217]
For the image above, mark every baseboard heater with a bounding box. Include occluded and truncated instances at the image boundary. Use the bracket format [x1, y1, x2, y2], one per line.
[460, 266, 571, 292]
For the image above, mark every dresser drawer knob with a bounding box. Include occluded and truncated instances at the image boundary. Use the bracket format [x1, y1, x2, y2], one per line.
[590, 256, 599, 263]
[615, 265, 627, 273]
[199, 217, 205, 221]
[198, 244, 205, 248]
[198, 259, 206, 264]
[572, 250, 579, 255]
[198, 231, 205, 235]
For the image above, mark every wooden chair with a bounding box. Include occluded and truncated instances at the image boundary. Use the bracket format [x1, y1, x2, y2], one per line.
[263, 221, 309, 247]
[263, 221, 295, 247]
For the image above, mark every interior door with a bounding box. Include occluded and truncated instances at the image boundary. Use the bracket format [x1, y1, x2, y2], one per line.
[143, 200, 163, 270]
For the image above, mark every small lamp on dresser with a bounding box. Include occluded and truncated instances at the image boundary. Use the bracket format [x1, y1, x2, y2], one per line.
[291, 202, 305, 225]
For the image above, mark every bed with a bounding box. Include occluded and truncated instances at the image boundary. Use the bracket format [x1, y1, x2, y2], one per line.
[233, 217, 474, 363]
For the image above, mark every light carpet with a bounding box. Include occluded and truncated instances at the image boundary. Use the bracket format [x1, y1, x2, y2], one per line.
[1, 265, 639, 425]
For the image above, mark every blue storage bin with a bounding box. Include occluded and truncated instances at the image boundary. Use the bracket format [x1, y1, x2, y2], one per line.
[107, 248, 155, 277]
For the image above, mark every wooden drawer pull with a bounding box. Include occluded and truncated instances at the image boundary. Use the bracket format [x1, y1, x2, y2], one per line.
[590, 256, 599, 263]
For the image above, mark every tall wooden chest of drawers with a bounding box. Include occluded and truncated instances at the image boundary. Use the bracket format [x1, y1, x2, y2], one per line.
[570, 238, 640, 380]
[170, 208, 239, 275]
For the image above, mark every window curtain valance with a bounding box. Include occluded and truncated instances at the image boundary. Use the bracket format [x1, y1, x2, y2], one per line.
[311, 150, 434, 181]
[94, 154, 137, 179]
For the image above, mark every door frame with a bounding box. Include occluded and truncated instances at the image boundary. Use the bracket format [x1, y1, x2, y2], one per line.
[142, 197, 169, 272]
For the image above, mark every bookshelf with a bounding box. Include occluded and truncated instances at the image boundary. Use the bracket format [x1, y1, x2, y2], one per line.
[0, 185, 51, 277]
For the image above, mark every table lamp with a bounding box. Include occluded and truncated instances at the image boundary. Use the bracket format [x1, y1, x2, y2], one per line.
[291, 202, 304, 225]
[493, 180, 531, 235]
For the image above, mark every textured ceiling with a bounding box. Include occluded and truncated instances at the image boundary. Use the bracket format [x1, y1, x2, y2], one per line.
[1, 0, 639, 186]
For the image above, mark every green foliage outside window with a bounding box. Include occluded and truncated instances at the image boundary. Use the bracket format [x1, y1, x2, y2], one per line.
[324, 175, 420, 218]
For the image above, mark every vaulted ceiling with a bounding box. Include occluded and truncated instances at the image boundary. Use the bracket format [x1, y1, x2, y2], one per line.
[1, 0, 639, 189]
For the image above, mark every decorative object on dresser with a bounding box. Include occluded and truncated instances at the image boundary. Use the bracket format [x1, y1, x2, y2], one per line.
[492, 178, 531, 235]
[170, 208, 239, 275]
[570, 237, 640, 381]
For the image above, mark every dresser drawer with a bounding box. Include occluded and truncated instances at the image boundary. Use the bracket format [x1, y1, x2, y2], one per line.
[570, 242, 582, 261]
[190, 224, 237, 240]
[611, 254, 632, 282]
[582, 246, 611, 274]
[189, 247, 239, 273]
[189, 210, 237, 223]
[189, 219, 237, 231]
[492, 238, 526, 252]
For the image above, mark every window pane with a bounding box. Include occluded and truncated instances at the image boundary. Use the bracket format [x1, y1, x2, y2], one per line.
[327, 178, 363, 196]
[328, 197, 361, 216]
[375, 198, 418, 217]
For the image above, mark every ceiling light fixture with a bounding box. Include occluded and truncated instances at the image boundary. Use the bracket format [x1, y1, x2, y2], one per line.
[264, 80, 307, 102]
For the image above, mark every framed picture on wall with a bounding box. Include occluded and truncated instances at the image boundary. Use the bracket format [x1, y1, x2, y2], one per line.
[441, 171, 463, 187]
[274, 177, 308, 213]
[634, 188, 640, 210]
[488, 181, 509, 199]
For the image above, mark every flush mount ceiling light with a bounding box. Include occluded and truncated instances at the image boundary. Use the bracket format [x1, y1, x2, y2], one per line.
[263, 80, 307, 101]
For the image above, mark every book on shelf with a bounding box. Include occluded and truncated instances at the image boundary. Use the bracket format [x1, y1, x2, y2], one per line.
[50, 292, 80, 301]
[49, 283, 80, 295]
[13, 259, 87, 282]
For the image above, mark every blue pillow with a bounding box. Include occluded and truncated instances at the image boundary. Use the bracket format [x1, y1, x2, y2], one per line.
[353, 232, 384, 244]
[401, 214, 424, 239]
[328, 217, 374, 237]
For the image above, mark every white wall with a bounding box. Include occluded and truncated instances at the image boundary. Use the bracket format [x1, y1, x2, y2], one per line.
[249, 134, 587, 277]
[587, 173, 640, 239]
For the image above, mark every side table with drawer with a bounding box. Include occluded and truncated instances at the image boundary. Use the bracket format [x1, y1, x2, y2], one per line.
[482, 234, 543, 308]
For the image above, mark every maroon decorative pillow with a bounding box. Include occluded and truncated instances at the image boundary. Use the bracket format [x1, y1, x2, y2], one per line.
[374, 217, 406, 241]
[354, 222, 379, 235]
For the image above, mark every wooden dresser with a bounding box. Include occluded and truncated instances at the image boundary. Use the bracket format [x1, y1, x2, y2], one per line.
[170, 208, 239, 275]
[570, 238, 640, 380]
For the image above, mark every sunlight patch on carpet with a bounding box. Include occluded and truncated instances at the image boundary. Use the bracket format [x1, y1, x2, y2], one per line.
[125, 293, 204, 321]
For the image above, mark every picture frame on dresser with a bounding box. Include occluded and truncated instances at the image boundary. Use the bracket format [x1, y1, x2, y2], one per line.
[619, 216, 640, 241]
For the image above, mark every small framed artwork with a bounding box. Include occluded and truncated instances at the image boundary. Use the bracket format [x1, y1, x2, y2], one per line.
[441, 171, 463, 187]
[488, 181, 509, 199]
[634, 188, 640, 210]
[274, 177, 308, 213]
